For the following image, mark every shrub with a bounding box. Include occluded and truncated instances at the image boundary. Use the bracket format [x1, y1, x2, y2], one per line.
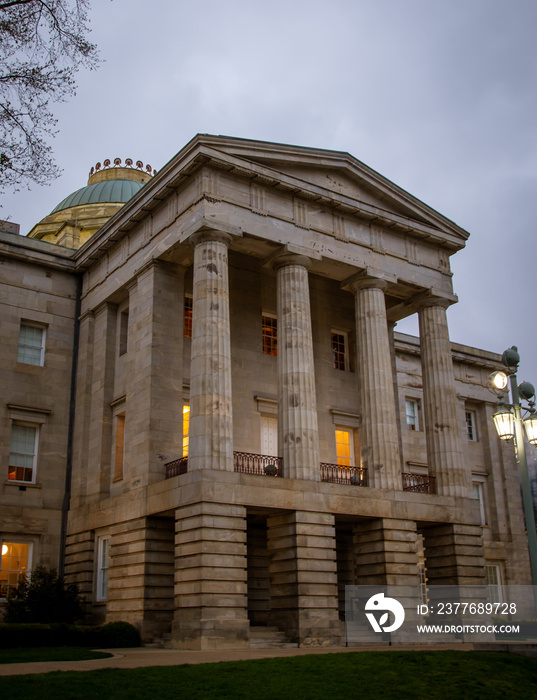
[0, 621, 141, 649]
[4, 566, 85, 624]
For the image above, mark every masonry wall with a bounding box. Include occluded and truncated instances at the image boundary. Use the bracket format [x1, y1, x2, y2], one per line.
[0, 241, 77, 593]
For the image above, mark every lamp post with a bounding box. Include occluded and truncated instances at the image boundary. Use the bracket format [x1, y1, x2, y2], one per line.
[490, 347, 537, 591]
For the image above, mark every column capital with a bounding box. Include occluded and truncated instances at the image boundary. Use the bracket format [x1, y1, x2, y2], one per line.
[188, 229, 233, 248]
[415, 293, 457, 312]
[271, 252, 312, 271]
[342, 271, 389, 294]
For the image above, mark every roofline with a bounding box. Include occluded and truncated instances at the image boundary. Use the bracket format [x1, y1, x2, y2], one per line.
[74, 134, 470, 267]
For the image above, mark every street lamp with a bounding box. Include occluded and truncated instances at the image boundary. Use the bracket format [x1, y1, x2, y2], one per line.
[489, 346, 537, 592]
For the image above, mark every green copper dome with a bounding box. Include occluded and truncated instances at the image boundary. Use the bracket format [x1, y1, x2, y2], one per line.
[51, 179, 145, 214]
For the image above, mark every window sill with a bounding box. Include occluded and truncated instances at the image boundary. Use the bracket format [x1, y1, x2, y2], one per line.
[4, 480, 41, 489]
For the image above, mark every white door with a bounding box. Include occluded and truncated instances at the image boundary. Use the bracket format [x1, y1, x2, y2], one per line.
[260, 416, 278, 456]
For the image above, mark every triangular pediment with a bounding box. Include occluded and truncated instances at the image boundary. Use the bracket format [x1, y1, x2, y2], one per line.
[196, 135, 469, 247]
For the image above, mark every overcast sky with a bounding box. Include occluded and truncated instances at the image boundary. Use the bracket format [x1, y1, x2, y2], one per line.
[4, 0, 537, 389]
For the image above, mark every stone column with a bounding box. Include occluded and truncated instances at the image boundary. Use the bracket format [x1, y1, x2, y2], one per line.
[422, 523, 485, 585]
[353, 518, 420, 586]
[346, 276, 401, 489]
[71, 310, 94, 508]
[172, 503, 249, 649]
[274, 254, 319, 481]
[267, 511, 342, 646]
[188, 231, 233, 471]
[86, 302, 117, 501]
[125, 262, 184, 486]
[418, 297, 468, 497]
[106, 516, 175, 643]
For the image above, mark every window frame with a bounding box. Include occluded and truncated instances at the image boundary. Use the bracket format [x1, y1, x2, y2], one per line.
[405, 398, 421, 431]
[472, 477, 487, 526]
[95, 536, 110, 603]
[262, 313, 278, 356]
[184, 295, 193, 339]
[331, 330, 349, 371]
[486, 563, 504, 603]
[183, 402, 190, 458]
[0, 539, 33, 599]
[466, 409, 478, 441]
[17, 321, 46, 366]
[334, 426, 355, 468]
[8, 421, 39, 484]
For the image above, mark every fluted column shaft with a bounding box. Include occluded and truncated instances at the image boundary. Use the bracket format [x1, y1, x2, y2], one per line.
[418, 299, 468, 497]
[351, 278, 401, 489]
[275, 254, 319, 480]
[188, 231, 233, 471]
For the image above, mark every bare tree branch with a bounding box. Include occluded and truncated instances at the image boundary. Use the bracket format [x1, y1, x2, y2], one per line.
[0, 0, 100, 193]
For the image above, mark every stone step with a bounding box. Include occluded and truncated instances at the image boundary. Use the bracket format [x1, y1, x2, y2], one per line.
[249, 626, 298, 649]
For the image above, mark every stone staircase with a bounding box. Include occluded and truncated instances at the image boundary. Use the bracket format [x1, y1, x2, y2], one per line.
[145, 627, 298, 649]
[144, 632, 172, 648]
[249, 625, 298, 649]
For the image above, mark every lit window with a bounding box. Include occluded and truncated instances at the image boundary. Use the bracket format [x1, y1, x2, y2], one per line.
[0, 542, 31, 598]
[331, 331, 348, 371]
[96, 537, 109, 602]
[17, 323, 45, 366]
[184, 296, 193, 338]
[466, 410, 477, 441]
[114, 412, 125, 480]
[406, 399, 420, 431]
[472, 480, 487, 525]
[262, 314, 277, 356]
[183, 404, 190, 457]
[335, 429, 354, 467]
[8, 423, 38, 483]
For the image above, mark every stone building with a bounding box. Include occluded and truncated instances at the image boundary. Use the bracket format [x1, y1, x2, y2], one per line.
[0, 135, 532, 647]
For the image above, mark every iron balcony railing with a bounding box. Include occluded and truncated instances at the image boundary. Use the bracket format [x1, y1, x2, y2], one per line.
[233, 451, 282, 477]
[165, 456, 188, 479]
[402, 472, 436, 494]
[166, 455, 371, 487]
[320, 463, 368, 486]
[165, 453, 282, 479]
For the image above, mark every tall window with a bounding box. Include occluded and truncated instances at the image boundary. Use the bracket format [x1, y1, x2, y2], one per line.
[119, 310, 129, 356]
[405, 399, 420, 431]
[183, 404, 190, 457]
[262, 314, 277, 356]
[114, 412, 126, 480]
[0, 541, 31, 598]
[331, 331, 348, 371]
[472, 480, 487, 525]
[486, 564, 503, 602]
[335, 428, 354, 467]
[184, 296, 193, 338]
[8, 423, 38, 483]
[96, 537, 109, 602]
[17, 323, 45, 366]
[466, 410, 477, 441]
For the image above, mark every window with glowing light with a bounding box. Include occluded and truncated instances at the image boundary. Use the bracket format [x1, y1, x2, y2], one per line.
[335, 429, 354, 467]
[262, 314, 277, 356]
[183, 404, 190, 457]
[0, 542, 31, 598]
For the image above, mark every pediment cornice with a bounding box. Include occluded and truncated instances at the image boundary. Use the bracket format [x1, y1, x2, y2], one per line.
[74, 135, 469, 268]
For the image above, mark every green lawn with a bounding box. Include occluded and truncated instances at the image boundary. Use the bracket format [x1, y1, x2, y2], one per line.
[2, 651, 537, 699]
[0, 647, 112, 665]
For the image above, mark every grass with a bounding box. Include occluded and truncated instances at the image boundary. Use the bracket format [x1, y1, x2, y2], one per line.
[1, 651, 537, 699]
[0, 647, 113, 664]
